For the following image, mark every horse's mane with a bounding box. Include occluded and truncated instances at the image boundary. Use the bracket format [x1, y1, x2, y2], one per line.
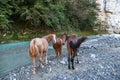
[42, 34, 51, 38]
[42, 34, 54, 42]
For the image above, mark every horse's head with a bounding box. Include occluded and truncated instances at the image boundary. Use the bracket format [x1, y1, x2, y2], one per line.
[61, 33, 68, 45]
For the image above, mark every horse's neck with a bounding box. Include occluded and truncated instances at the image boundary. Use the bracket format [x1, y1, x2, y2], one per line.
[43, 35, 52, 43]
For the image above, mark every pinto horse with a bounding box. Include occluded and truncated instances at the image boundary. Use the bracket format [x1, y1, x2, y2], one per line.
[62, 33, 87, 69]
[53, 35, 66, 57]
[29, 34, 56, 74]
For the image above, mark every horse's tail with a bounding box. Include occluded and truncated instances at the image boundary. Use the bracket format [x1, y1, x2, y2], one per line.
[79, 37, 87, 43]
[76, 37, 87, 48]
[29, 39, 38, 57]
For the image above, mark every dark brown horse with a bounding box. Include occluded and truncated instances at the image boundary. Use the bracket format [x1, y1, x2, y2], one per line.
[29, 34, 56, 74]
[53, 35, 66, 57]
[62, 33, 87, 69]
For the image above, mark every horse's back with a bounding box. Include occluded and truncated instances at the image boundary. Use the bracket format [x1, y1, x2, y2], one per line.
[53, 38, 62, 47]
[70, 35, 77, 44]
[34, 38, 48, 51]
[29, 38, 48, 57]
[67, 35, 77, 48]
[41, 38, 49, 51]
[33, 38, 42, 45]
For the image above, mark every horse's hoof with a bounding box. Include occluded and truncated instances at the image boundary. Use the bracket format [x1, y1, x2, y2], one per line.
[54, 55, 57, 58]
[68, 67, 71, 69]
[46, 61, 48, 64]
[72, 67, 75, 70]
[41, 65, 44, 69]
[32, 70, 36, 74]
[60, 55, 62, 57]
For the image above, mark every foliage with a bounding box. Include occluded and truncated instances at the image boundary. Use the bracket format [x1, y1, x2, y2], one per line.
[0, 0, 12, 30]
[65, 0, 99, 30]
[0, 0, 99, 39]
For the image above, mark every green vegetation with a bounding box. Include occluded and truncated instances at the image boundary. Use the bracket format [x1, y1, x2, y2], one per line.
[1, 30, 101, 44]
[0, 0, 100, 43]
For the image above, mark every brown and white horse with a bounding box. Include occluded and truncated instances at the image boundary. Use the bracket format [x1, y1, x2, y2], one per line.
[29, 34, 56, 74]
[53, 35, 66, 57]
[62, 33, 87, 69]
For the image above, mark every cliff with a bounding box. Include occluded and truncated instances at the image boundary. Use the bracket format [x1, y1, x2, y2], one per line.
[96, 0, 120, 33]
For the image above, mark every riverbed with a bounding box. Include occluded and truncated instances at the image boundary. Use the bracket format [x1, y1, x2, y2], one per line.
[0, 34, 120, 80]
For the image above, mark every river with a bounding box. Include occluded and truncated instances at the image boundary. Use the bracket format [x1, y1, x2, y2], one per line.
[0, 41, 55, 77]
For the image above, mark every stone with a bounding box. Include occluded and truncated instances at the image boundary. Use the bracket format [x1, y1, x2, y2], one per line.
[91, 54, 96, 58]
[60, 61, 66, 65]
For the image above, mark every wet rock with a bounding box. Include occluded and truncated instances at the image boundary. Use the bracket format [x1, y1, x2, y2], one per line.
[90, 54, 96, 58]
[60, 57, 67, 65]
[49, 66, 52, 72]
[60, 61, 66, 65]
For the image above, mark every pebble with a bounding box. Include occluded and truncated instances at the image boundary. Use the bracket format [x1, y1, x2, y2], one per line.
[91, 54, 96, 58]
[60, 61, 66, 65]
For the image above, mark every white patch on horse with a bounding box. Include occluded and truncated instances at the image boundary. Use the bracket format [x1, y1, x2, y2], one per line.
[53, 34, 56, 43]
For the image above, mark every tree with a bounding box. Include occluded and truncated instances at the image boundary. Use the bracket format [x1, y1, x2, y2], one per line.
[65, 0, 99, 31]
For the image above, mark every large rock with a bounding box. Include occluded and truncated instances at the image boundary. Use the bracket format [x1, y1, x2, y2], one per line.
[96, 0, 120, 33]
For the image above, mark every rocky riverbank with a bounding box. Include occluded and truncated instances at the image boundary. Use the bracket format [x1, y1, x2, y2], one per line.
[1, 34, 120, 80]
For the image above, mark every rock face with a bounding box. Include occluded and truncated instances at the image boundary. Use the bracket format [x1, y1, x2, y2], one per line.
[96, 0, 120, 33]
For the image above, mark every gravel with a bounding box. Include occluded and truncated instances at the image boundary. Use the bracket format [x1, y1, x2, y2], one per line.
[1, 34, 120, 80]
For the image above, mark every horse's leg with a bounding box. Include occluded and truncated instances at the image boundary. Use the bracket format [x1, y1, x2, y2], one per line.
[54, 49, 58, 58]
[59, 46, 62, 57]
[68, 55, 71, 69]
[67, 44, 71, 69]
[32, 57, 36, 74]
[71, 56, 75, 70]
[76, 56, 79, 64]
[38, 52, 44, 69]
[53, 45, 58, 58]
[45, 51, 48, 64]
[75, 52, 79, 63]
[71, 51, 78, 69]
